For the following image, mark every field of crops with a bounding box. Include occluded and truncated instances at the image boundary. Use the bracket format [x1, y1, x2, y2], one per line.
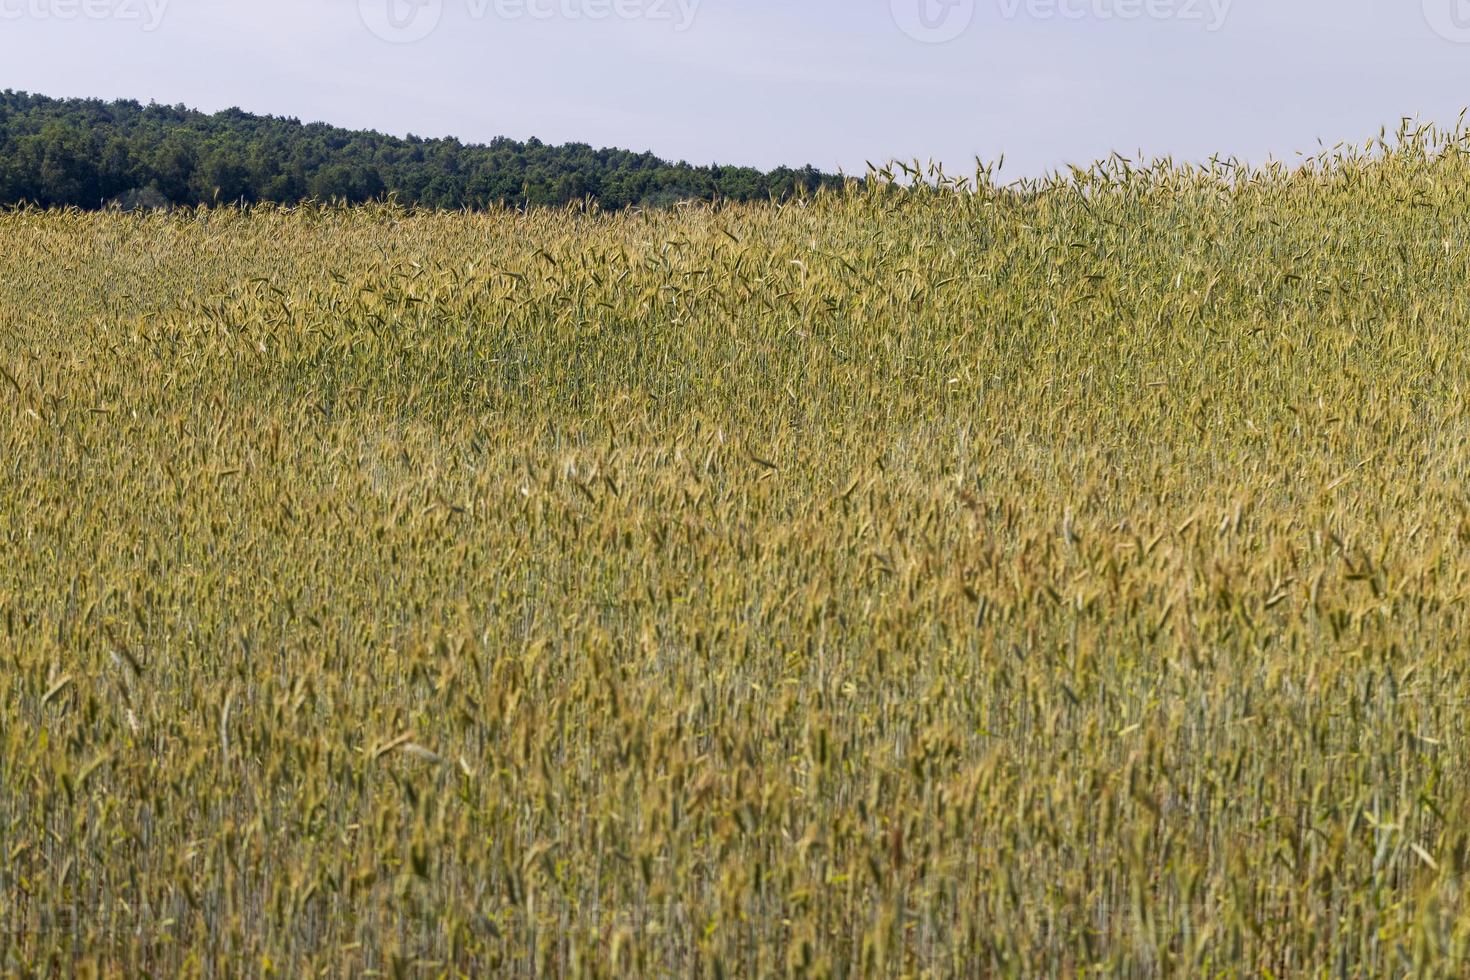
[4, 129, 1470, 976]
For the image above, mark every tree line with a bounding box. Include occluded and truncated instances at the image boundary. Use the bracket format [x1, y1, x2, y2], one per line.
[0, 90, 846, 210]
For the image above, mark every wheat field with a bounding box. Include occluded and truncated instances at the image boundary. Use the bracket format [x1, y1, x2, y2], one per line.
[4, 128, 1470, 976]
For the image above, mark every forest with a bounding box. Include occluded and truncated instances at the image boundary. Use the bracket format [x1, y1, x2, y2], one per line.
[0, 90, 844, 210]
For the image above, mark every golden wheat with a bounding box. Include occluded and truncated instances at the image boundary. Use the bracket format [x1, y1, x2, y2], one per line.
[4, 125, 1470, 976]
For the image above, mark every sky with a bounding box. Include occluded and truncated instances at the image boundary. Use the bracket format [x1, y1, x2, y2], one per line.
[3, 0, 1470, 177]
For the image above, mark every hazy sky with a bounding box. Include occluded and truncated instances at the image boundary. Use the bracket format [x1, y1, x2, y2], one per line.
[3, 0, 1470, 176]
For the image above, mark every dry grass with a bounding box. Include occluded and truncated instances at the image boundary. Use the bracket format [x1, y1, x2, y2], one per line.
[4, 126, 1470, 976]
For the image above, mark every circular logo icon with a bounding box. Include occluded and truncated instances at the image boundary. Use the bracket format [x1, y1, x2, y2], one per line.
[359, 0, 443, 44]
[891, 0, 975, 43]
[1425, 0, 1470, 43]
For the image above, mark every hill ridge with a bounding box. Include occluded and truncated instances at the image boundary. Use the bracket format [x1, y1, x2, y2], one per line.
[0, 90, 844, 210]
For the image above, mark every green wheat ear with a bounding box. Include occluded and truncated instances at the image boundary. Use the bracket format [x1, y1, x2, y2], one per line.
[2, 121, 1470, 975]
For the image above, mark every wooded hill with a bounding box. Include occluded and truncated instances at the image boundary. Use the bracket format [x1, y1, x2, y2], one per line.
[0, 90, 845, 210]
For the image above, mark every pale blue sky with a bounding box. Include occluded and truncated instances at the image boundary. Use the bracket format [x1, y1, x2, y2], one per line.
[3, 0, 1470, 176]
